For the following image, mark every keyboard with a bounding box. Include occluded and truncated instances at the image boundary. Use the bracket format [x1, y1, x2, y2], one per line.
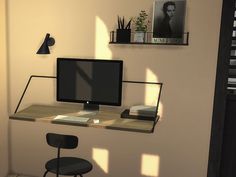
[54, 115, 90, 123]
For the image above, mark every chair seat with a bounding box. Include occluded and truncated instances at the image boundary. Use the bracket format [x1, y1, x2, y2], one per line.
[45, 157, 93, 175]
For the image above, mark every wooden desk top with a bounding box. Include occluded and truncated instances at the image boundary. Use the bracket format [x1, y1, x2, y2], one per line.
[10, 104, 158, 133]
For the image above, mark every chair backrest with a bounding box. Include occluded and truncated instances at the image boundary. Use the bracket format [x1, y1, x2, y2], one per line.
[46, 133, 78, 149]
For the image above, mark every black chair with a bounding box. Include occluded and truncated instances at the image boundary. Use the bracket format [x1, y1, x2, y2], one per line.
[43, 133, 93, 177]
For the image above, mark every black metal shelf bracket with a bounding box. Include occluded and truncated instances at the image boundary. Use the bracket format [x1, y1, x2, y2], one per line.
[14, 75, 163, 133]
[122, 80, 163, 133]
[14, 75, 56, 113]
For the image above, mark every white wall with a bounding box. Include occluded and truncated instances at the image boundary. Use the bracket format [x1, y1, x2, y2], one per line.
[7, 0, 222, 177]
[0, 0, 9, 176]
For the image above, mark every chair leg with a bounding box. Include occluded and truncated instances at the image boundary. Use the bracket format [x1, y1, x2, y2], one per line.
[79, 175, 83, 177]
[43, 170, 49, 177]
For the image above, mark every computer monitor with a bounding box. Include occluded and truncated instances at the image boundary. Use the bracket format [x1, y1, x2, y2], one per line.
[57, 58, 123, 111]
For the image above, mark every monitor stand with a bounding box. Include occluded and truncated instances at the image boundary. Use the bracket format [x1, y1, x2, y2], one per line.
[83, 103, 99, 111]
[81, 103, 99, 115]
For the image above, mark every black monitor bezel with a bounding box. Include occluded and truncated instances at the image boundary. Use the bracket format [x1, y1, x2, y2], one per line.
[56, 58, 123, 106]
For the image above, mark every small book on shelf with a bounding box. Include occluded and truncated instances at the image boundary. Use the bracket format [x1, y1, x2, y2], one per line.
[129, 105, 156, 117]
[120, 105, 157, 121]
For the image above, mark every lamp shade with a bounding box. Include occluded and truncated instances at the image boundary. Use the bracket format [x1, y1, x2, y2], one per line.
[36, 33, 55, 54]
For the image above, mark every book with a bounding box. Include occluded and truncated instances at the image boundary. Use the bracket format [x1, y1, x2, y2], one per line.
[129, 105, 156, 117]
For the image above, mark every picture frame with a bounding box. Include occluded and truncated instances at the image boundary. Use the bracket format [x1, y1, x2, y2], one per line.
[152, 0, 186, 44]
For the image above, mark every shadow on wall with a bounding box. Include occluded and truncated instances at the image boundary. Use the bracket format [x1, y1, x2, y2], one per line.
[92, 147, 160, 177]
[90, 4, 164, 177]
[8, 0, 203, 177]
[90, 3, 199, 177]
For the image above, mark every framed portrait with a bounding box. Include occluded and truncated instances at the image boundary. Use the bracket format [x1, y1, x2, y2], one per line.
[152, 0, 186, 43]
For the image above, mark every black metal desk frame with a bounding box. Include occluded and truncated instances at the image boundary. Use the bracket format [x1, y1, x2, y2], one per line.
[14, 75, 163, 133]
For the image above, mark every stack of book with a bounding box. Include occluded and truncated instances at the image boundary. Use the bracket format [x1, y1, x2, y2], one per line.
[129, 105, 157, 117]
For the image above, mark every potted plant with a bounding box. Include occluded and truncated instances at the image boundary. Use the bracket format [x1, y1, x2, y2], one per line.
[133, 10, 149, 43]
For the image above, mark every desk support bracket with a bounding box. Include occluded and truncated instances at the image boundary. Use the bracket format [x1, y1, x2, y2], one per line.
[15, 75, 163, 134]
[14, 75, 56, 113]
[122, 80, 163, 133]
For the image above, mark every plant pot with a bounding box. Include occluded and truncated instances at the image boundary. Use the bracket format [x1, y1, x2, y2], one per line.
[134, 31, 146, 43]
[116, 29, 131, 43]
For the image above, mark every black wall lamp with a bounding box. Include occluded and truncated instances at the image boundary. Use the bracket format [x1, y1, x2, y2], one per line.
[36, 33, 55, 54]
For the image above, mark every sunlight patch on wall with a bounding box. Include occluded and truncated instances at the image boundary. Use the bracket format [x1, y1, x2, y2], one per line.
[141, 154, 160, 177]
[92, 148, 109, 173]
[145, 69, 159, 105]
[145, 68, 163, 117]
[158, 102, 163, 120]
[145, 68, 158, 105]
[95, 16, 112, 59]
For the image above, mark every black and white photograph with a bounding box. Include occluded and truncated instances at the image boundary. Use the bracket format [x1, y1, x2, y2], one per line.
[152, 0, 186, 43]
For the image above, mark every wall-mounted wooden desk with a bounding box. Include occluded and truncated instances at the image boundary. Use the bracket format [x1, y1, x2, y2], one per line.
[9, 104, 159, 133]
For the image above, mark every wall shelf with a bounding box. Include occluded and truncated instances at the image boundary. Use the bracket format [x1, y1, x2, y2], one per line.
[109, 31, 189, 46]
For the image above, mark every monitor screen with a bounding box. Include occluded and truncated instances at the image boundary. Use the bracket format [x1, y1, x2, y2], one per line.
[57, 58, 123, 108]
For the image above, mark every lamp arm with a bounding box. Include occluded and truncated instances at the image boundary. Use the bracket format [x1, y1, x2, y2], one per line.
[14, 75, 56, 113]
